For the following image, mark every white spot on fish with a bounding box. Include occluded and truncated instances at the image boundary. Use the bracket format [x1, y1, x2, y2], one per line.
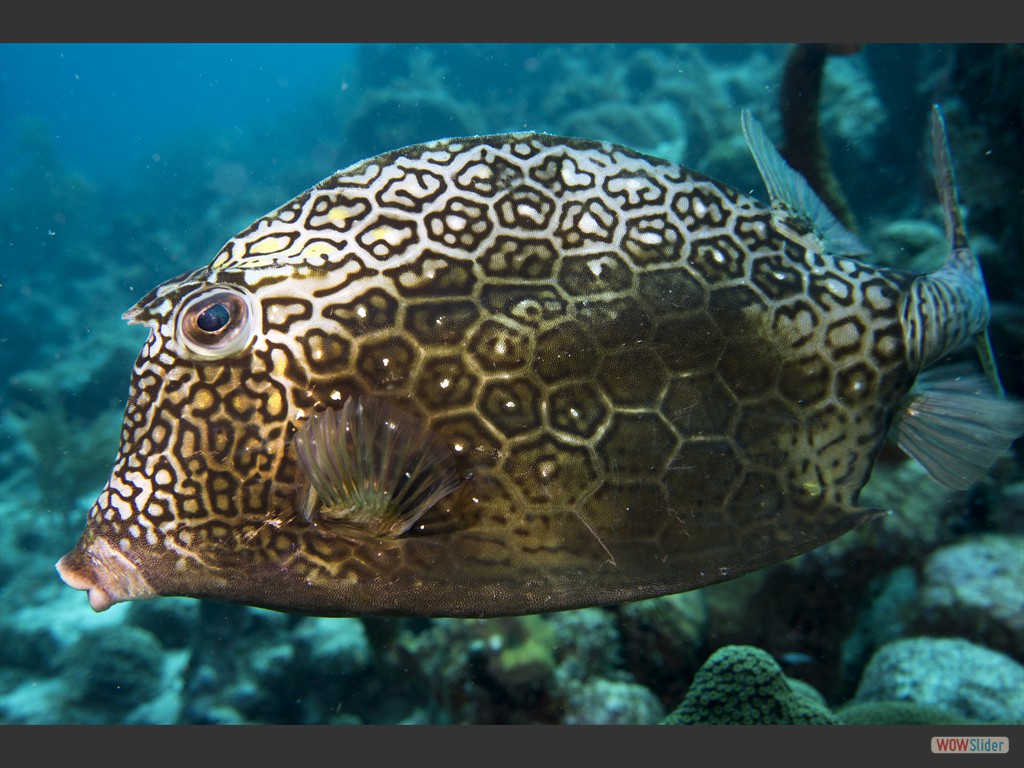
[445, 214, 467, 231]
[825, 278, 850, 299]
[578, 212, 600, 234]
[561, 160, 593, 187]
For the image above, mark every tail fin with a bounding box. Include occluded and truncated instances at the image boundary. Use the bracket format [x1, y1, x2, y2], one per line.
[892, 107, 1023, 488]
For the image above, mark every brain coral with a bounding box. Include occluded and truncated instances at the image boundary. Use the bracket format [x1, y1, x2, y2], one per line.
[662, 645, 839, 725]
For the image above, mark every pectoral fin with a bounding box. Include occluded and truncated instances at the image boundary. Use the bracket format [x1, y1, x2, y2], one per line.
[894, 370, 1024, 489]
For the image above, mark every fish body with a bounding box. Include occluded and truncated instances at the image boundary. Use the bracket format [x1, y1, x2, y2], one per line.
[57, 109, 1021, 617]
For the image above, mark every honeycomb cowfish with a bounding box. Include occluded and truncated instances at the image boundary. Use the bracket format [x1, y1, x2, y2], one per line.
[57, 107, 1023, 617]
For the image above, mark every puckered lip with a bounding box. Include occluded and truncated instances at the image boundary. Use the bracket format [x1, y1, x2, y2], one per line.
[56, 537, 156, 611]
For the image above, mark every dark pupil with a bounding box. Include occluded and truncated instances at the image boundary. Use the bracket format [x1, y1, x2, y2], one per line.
[196, 303, 231, 333]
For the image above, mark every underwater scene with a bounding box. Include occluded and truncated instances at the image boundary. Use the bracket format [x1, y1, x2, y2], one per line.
[0, 43, 1022, 725]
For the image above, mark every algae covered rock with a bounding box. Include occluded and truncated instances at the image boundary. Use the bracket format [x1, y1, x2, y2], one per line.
[548, 608, 623, 684]
[662, 645, 838, 725]
[853, 637, 1024, 723]
[917, 534, 1024, 662]
[563, 677, 666, 725]
[292, 616, 372, 678]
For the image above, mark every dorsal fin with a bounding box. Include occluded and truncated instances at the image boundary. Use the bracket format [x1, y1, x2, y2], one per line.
[741, 110, 867, 257]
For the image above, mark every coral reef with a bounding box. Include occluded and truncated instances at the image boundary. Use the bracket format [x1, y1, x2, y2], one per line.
[562, 678, 665, 725]
[1, 43, 1021, 726]
[616, 592, 707, 706]
[839, 566, 919, 699]
[60, 625, 165, 719]
[347, 88, 485, 159]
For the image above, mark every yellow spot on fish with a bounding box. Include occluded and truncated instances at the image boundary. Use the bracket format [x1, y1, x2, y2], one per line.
[193, 390, 214, 409]
[300, 241, 335, 261]
[248, 234, 292, 256]
[370, 225, 405, 245]
[267, 391, 283, 416]
[800, 481, 823, 497]
[273, 350, 289, 376]
[327, 205, 354, 224]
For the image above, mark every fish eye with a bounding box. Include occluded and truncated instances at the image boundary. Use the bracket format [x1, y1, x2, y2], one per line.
[176, 286, 257, 360]
[196, 302, 231, 333]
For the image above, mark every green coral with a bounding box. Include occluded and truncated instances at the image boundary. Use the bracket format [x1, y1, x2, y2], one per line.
[485, 615, 556, 691]
[662, 645, 839, 725]
[836, 701, 990, 726]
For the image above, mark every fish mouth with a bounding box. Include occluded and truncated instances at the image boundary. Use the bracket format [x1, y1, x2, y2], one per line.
[56, 537, 157, 611]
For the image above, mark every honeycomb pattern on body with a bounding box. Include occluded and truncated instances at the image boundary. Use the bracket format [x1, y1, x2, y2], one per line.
[92, 133, 920, 613]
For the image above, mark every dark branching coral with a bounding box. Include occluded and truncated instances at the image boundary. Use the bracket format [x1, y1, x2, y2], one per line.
[779, 44, 863, 233]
